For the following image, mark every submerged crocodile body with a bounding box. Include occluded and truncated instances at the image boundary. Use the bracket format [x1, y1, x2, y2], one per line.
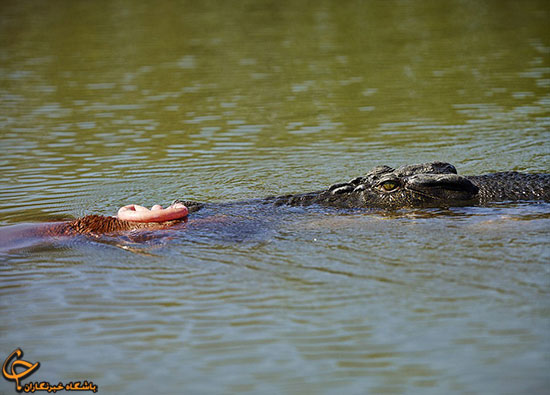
[31, 161, 550, 237]
[177, 161, 550, 213]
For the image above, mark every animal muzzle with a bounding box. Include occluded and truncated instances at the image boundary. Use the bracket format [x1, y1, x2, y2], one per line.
[405, 174, 479, 202]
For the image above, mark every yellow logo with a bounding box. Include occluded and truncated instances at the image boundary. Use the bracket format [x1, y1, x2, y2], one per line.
[2, 349, 40, 392]
[2, 348, 98, 393]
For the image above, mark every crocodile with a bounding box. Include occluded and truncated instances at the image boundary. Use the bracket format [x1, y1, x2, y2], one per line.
[3, 161, 549, 241]
[37, 161, 550, 237]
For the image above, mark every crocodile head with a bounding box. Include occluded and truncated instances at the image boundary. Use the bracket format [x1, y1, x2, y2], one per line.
[326, 161, 479, 208]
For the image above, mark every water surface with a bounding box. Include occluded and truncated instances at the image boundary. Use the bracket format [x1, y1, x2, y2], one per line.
[1, 1, 549, 394]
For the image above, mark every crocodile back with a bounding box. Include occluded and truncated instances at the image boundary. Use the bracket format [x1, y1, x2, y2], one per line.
[467, 172, 550, 203]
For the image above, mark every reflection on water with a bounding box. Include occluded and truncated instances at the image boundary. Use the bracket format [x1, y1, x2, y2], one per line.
[1, 0, 549, 393]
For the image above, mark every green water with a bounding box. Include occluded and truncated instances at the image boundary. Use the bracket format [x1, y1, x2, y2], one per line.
[1, 1, 549, 394]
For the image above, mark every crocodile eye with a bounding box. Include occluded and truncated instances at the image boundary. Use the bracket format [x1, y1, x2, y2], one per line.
[379, 180, 399, 192]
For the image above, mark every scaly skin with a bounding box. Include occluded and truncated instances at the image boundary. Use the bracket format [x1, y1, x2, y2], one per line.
[36, 162, 550, 236]
[466, 173, 550, 203]
[265, 162, 550, 208]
